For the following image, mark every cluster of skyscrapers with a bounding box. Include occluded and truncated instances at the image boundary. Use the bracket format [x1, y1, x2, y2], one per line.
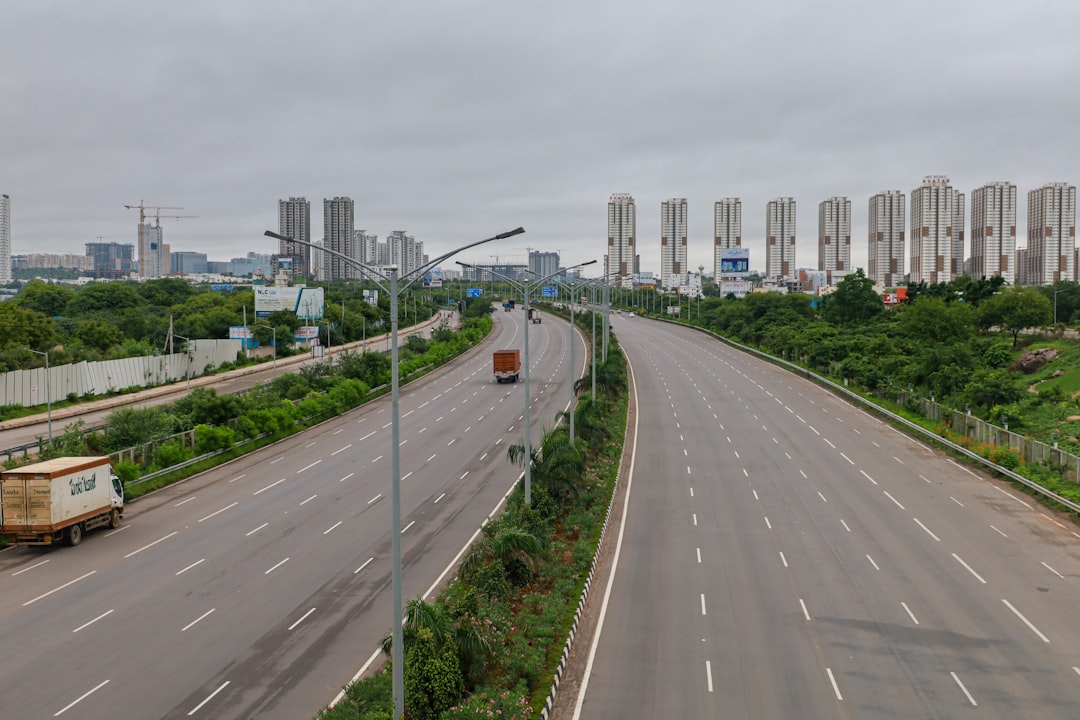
[276, 197, 427, 283]
[607, 178, 1078, 289]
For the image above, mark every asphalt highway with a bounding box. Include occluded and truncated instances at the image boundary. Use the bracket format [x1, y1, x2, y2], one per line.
[0, 308, 585, 720]
[573, 315, 1080, 719]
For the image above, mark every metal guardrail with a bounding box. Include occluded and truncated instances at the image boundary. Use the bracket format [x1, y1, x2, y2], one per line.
[660, 316, 1080, 515]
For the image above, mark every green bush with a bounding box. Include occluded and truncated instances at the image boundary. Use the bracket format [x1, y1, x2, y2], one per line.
[235, 416, 259, 439]
[403, 628, 464, 720]
[153, 440, 191, 469]
[113, 459, 141, 484]
[194, 424, 236, 454]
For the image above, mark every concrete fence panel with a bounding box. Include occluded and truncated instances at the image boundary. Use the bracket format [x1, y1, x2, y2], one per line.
[0, 340, 243, 408]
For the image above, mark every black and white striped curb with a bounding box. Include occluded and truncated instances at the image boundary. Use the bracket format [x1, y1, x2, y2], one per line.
[539, 401, 631, 719]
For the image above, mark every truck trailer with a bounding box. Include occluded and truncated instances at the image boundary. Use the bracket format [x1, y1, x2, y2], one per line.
[528, 308, 541, 324]
[493, 349, 521, 383]
[1, 457, 124, 547]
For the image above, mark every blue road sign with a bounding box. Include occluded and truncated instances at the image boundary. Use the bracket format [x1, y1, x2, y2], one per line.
[211, 285, 234, 291]
[466, 287, 482, 298]
[541, 285, 557, 298]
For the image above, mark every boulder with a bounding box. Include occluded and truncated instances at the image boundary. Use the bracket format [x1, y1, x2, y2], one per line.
[1009, 348, 1059, 374]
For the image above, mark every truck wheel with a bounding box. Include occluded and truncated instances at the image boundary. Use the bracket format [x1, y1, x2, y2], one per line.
[109, 509, 121, 529]
[65, 523, 83, 547]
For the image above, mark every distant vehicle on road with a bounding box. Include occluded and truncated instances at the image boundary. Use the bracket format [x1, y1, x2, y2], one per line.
[493, 349, 521, 383]
[529, 308, 541, 324]
[628, 312, 635, 317]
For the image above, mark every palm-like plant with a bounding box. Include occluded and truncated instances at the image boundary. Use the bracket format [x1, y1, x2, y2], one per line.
[381, 597, 492, 667]
[506, 430, 585, 504]
[459, 523, 544, 582]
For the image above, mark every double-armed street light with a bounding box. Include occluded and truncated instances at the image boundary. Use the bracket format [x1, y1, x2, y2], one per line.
[22, 348, 52, 443]
[254, 324, 277, 379]
[528, 273, 595, 445]
[456, 259, 596, 507]
[266, 226, 524, 720]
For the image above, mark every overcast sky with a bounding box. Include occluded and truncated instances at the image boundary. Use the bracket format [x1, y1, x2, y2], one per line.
[4, 0, 1079, 278]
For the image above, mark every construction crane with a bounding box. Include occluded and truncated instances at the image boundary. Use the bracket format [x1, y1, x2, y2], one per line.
[124, 200, 183, 226]
[151, 209, 198, 227]
[124, 200, 197, 278]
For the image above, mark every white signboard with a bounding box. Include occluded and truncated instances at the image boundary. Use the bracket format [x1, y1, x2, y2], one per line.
[255, 286, 325, 320]
[720, 280, 750, 298]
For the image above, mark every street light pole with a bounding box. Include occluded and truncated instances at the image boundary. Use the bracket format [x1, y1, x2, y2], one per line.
[266, 226, 524, 720]
[23, 348, 52, 443]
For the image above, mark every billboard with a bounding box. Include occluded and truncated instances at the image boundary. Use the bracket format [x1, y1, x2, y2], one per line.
[294, 326, 319, 341]
[719, 248, 750, 277]
[255, 286, 325, 320]
[720, 280, 750, 298]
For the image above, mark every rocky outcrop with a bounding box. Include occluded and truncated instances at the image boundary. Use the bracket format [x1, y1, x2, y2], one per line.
[1010, 348, 1059, 374]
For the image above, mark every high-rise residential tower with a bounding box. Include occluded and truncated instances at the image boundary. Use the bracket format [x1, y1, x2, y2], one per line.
[137, 223, 165, 279]
[387, 230, 423, 277]
[357, 230, 379, 267]
[952, 189, 966, 277]
[529, 250, 560, 279]
[660, 198, 688, 288]
[1027, 182, 1077, 284]
[278, 197, 311, 281]
[818, 197, 851, 272]
[85, 241, 135, 279]
[970, 182, 1017, 284]
[0, 195, 10, 283]
[606, 194, 635, 287]
[868, 191, 905, 286]
[909, 177, 958, 284]
[766, 198, 796, 280]
[713, 198, 741, 279]
[323, 197, 354, 282]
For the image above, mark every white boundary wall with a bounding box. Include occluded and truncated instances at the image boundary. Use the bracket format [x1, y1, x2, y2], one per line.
[0, 340, 242, 408]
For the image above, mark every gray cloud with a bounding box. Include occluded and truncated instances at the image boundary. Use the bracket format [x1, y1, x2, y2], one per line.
[4, 0, 1079, 277]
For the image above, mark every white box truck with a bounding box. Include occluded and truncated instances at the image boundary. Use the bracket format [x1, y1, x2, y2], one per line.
[1, 457, 124, 547]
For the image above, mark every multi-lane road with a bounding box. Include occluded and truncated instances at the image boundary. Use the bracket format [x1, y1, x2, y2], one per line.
[0, 309, 584, 720]
[572, 315, 1080, 719]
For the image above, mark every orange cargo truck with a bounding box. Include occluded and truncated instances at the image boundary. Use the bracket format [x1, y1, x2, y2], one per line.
[493, 349, 521, 383]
